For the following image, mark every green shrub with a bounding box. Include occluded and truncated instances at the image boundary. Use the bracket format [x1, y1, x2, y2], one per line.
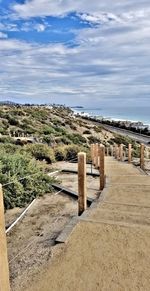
[42, 135, 54, 144]
[64, 145, 80, 161]
[53, 126, 66, 135]
[54, 146, 66, 161]
[59, 136, 71, 145]
[26, 144, 55, 164]
[93, 126, 102, 133]
[0, 136, 15, 144]
[109, 134, 134, 146]
[88, 135, 101, 144]
[0, 151, 55, 209]
[7, 115, 20, 126]
[42, 125, 55, 135]
[66, 133, 86, 145]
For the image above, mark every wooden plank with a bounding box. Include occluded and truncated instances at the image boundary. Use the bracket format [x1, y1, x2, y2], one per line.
[61, 169, 99, 177]
[51, 184, 93, 205]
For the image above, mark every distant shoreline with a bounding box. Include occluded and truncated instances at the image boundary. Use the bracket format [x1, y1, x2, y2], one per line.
[72, 110, 150, 144]
[72, 108, 150, 127]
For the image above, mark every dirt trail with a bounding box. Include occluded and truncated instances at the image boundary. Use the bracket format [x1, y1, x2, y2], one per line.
[24, 157, 150, 291]
[6, 162, 100, 291]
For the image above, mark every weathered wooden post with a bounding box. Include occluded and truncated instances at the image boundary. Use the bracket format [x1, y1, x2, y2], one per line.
[99, 145, 105, 190]
[115, 144, 119, 159]
[0, 185, 10, 291]
[140, 144, 145, 170]
[95, 143, 99, 169]
[119, 144, 123, 161]
[78, 152, 87, 216]
[93, 143, 99, 168]
[128, 144, 132, 163]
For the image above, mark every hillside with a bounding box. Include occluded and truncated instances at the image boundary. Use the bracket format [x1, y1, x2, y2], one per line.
[0, 105, 113, 145]
[0, 105, 139, 210]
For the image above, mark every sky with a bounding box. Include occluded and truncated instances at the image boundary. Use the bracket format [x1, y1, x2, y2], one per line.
[0, 1, 150, 107]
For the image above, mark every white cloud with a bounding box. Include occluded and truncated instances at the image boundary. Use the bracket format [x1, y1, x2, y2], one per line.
[1, 1, 150, 106]
[11, 0, 150, 20]
[34, 23, 45, 32]
[0, 31, 8, 38]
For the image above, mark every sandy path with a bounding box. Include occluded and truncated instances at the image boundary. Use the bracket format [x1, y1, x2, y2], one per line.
[6, 161, 100, 291]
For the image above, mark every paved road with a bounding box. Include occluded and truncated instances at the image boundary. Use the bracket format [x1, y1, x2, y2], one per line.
[101, 124, 150, 145]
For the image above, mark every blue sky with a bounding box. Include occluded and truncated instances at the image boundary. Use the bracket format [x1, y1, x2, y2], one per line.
[0, 1, 150, 107]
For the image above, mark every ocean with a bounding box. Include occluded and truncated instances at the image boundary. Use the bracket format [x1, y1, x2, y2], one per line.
[74, 107, 150, 125]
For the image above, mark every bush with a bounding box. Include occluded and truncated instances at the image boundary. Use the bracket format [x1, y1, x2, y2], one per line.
[0, 136, 15, 144]
[93, 126, 102, 133]
[109, 134, 134, 146]
[54, 146, 66, 161]
[7, 115, 20, 126]
[0, 151, 55, 209]
[88, 135, 101, 144]
[0, 143, 20, 154]
[70, 123, 77, 130]
[42, 125, 55, 135]
[42, 135, 54, 144]
[54, 144, 90, 162]
[66, 133, 86, 145]
[64, 145, 81, 161]
[26, 144, 55, 164]
[59, 136, 71, 145]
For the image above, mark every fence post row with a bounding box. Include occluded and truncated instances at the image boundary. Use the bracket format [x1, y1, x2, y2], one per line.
[78, 152, 87, 216]
[98, 145, 105, 191]
[140, 144, 145, 170]
[0, 185, 10, 291]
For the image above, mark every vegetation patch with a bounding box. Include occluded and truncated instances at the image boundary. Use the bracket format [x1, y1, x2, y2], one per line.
[0, 149, 55, 210]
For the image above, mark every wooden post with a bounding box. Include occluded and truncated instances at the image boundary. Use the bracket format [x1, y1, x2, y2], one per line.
[0, 185, 10, 291]
[115, 144, 119, 159]
[95, 143, 99, 169]
[119, 144, 123, 161]
[140, 144, 145, 170]
[128, 144, 132, 163]
[99, 145, 105, 191]
[78, 153, 87, 216]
